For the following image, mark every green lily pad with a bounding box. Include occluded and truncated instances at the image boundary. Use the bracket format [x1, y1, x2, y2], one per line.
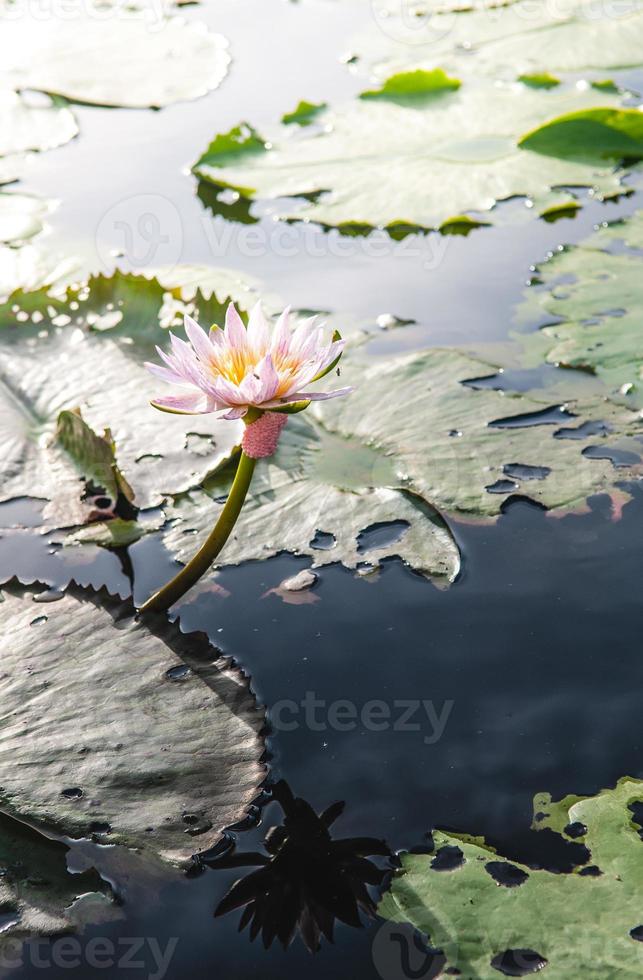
[519, 108, 643, 163]
[193, 84, 626, 231]
[163, 412, 461, 586]
[359, 68, 461, 102]
[281, 100, 328, 125]
[519, 72, 560, 88]
[0, 581, 265, 865]
[515, 209, 643, 407]
[379, 777, 643, 978]
[0, 8, 230, 108]
[319, 346, 640, 521]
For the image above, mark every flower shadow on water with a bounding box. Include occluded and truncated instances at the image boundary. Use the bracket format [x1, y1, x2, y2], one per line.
[201, 780, 392, 953]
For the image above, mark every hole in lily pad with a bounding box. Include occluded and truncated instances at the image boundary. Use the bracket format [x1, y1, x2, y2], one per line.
[61, 787, 83, 800]
[485, 861, 529, 887]
[357, 520, 410, 553]
[489, 406, 576, 429]
[555, 420, 612, 440]
[503, 463, 551, 481]
[310, 529, 336, 551]
[564, 822, 587, 839]
[430, 845, 464, 871]
[582, 445, 641, 468]
[165, 664, 192, 681]
[578, 864, 602, 876]
[486, 479, 519, 495]
[88, 821, 112, 835]
[491, 949, 548, 976]
[629, 926, 643, 942]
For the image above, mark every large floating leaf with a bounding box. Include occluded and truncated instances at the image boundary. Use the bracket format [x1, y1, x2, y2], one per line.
[0, 581, 265, 865]
[194, 85, 625, 230]
[319, 346, 640, 520]
[379, 777, 643, 978]
[163, 343, 640, 587]
[0, 88, 77, 158]
[0, 268, 264, 523]
[0, 243, 85, 302]
[0, 4, 229, 108]
[356, 0, 643, 83]
[163, 412, 461, 586]
[0, 192, 49, 244]
[516, 209, 643, 408]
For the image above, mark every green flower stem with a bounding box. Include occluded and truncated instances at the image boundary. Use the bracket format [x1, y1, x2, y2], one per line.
[138, 450, 257, 615]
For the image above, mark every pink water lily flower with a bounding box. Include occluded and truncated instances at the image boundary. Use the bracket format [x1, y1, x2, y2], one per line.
[145, 302, 351, 420]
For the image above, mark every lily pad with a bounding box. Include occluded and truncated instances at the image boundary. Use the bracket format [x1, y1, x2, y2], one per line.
[193, 84, 626, 231]
[0, 581, 265, 865]
[318, 346, 640, 520]
[0, 7, 230, 108]
[515, 209, 643, 407]
[0, 88, 77, 158]
[0, 243, 85, 302]
[356, 0, 643, 83]
[379, 777, 643, 978]
[0, 193, 49, 244]
[163, 412, 461, 586]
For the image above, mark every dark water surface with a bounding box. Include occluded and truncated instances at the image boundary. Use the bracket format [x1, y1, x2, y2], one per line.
[4, 0, 643, 976]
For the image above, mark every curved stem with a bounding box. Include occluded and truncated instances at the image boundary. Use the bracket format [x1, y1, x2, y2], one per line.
[138, 451, 257, 615]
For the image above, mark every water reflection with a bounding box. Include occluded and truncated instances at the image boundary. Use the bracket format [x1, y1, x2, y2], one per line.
[205, 780, 391, 952]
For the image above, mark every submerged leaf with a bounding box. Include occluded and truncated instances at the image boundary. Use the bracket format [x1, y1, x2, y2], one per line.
[519, 108, 643, 162]
[0, 581, 265, 865]
[281, 101, 328, 125]
[359, 69, 461, 102]
[0, 810, 118, 945]
[379, 777, 643, 977]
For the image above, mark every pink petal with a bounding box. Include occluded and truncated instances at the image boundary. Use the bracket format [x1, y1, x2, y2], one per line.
[220, 406, 248, 420]
[184, 313, 214, 364]
[144, 361, 192, 387]
[247, 302, 270, 354]
[254, 352, 280, 402]
[271, 306, 291, 358]
[225, 302, 247, 349]
[150, 391, 214, 414]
